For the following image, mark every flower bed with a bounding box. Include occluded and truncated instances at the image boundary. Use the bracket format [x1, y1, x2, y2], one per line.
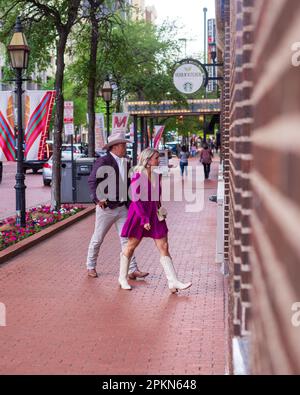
[0, 204, 84, 251]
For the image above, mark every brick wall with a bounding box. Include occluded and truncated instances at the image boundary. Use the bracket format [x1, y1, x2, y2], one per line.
[250, 0, 300, 374]
[228, 0, 254, 337]
[217, 0, 300, 374]
[220, 0, 234, 373]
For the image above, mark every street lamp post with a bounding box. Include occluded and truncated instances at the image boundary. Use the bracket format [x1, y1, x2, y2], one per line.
[101, 76, 113, 140]
[7, 17, 30, 227]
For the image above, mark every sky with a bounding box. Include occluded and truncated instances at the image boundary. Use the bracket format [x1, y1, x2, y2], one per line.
[145, 0, 216, 59]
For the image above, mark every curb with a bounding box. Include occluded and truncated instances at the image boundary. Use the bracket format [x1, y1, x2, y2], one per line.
[0, 205, 95, 265]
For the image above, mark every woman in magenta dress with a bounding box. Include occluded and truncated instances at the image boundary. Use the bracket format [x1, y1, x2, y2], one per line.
[118, 148, 192, 293]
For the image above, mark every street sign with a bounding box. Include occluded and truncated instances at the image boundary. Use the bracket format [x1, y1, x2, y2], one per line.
[64, 101, 74, 123]
[64, 101, 74, 136]
[64, 123, 74, 136]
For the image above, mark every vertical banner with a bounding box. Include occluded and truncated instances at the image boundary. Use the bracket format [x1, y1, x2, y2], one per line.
[147, 124, 151, 145]
[0, 91, 15, 161]
[153, 125, 165, 149]
[129, 122, 134, 142]
[112, 113, 129, 134]
[207, 18, 216, 92]
[24, 90, 55, 160]
[95, 113, 106, 150]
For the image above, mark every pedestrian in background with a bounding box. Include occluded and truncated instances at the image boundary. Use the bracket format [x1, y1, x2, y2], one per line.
[216, 130, 221, 154]
[199, 142, 214, 180]
[178, 145, 189, 177]
[120, 148, 192, 292]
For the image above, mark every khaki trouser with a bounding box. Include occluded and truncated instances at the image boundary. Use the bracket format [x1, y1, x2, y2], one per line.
[86, 205, 138, 273]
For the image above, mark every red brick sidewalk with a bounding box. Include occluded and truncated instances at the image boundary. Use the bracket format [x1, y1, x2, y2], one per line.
[0, 162, 50, 220]
[0, 158, 226, 374]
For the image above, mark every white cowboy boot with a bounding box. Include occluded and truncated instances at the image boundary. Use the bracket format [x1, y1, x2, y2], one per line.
[119, 253, 132, 290]
[160, 255, 192, 293]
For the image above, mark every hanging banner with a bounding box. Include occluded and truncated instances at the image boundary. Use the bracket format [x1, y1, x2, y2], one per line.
[0, 91, 15, 161]
[153, 125, 165, 149]
[207, 18, 216, 92]
[24, 90, 55, 160]
[112, 113, 129, 134]
[95, 113, 106, 150]
[147, 124, 151, 144]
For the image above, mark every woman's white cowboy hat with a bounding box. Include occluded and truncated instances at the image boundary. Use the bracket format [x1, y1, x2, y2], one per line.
[102, 132, 132, 150]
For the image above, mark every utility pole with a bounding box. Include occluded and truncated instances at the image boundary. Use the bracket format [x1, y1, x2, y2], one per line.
[203, 7, 208, 143]
[179, 38, 187, 58]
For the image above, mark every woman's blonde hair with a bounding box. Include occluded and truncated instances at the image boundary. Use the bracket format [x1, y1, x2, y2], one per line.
[136, 148, 159, 171]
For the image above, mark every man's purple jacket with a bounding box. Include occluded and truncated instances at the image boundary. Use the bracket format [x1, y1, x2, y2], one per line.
[88, 152, 132, 209]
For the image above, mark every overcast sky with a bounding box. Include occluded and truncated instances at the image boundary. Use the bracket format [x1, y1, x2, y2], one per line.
[145, 0, 215, 59]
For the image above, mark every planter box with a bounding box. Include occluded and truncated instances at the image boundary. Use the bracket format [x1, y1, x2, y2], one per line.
[0, 205, 95, 265]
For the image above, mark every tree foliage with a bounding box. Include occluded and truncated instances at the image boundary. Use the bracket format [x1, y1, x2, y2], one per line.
[67, 18, 183, 106]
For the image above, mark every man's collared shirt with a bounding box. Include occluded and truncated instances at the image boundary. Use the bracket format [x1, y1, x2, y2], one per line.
[110, 152, 126, 181]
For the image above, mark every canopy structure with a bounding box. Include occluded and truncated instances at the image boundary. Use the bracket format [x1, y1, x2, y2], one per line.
[126, 98, 221, 117]
[125, 99, 221, 164]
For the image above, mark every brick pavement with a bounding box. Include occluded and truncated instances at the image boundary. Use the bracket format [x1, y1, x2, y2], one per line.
[0, 162, 50, 220]
[0, 158, 226, 374]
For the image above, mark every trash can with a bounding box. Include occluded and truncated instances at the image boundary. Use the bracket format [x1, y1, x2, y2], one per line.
[75, 158, 96, 203]
[0, 161, 3, 183]
[61, 157, 96, 204]
[61, 159, 74, 203]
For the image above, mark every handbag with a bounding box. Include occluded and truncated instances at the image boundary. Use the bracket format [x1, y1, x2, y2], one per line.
[157, 206, 168, 221]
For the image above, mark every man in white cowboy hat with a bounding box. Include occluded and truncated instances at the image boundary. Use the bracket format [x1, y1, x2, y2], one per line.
[86, 131, 149, 282]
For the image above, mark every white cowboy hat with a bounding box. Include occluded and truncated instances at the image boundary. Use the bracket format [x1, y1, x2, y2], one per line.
[102, 132, 132, 150]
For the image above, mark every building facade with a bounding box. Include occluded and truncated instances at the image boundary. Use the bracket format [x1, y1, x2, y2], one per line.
[216, 0, 300, 374]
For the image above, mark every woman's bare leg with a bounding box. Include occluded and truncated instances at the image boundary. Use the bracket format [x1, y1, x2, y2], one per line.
[123, 237, 142, 260]
[154, 237, 170, 257]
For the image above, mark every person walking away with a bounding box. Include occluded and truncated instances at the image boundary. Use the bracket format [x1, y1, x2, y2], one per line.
[216, 130, 221, 154]
[178, 145, 189, 177]
[86, 132, 149, 280]
[119, 148, 192, 292]
[199, 142, 214, 180]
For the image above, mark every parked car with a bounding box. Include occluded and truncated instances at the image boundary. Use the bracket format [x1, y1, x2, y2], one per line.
[95, 149, 107, 158]
[164, 142, 180, 156]
[42, 152, 86, 186]
[61, 144, 84, 157]
[42, 157, 53, 186]
[23, 159, 47, 174]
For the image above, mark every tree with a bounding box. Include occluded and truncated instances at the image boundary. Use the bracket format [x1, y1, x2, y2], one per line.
[68, 18, 183, 113]
[0, 1, 57, 81]
[0, 0, 81, 210]
[81, 0, 129, 157]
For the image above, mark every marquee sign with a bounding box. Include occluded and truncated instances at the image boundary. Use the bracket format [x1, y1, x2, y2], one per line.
[126, 99, 220, 116]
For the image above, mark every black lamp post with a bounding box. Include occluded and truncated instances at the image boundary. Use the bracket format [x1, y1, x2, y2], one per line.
[7, 17, 30, 227]
[210, 42, 217, 64]
[101, 76, 113, 140]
